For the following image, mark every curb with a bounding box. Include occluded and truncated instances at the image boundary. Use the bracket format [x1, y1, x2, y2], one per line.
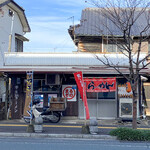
[0, 132, 117, 140]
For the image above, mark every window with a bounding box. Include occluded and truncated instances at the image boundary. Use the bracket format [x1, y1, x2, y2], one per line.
[33, 80, 42, 91]
[15, 38, 23, 52]
[85, 92, 116, 100]
[86, 92, 97, 99]
[103, 39, 117, 52]
[103, 39, 126, 53]
[107, 43, 117, 52]
[98, 92, 115, 99]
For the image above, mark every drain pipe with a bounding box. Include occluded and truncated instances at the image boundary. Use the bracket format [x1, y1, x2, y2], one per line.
[8, 10, 14, 52]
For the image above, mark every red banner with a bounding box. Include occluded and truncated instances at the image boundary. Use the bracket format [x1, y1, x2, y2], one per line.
[74, 72, 84, 100]
[84, 78, 116, 92]
[74, 72, 90, 120]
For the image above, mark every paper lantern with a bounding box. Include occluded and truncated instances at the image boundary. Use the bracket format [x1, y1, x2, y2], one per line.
[126, 82, 131, 93]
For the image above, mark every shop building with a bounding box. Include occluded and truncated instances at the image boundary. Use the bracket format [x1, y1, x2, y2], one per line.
[67, 8, 150, 120]
[0, 52, 148, 120]
[0, 7, 150, 121]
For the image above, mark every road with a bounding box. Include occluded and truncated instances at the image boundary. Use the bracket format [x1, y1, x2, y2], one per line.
[0, 123, 113, 134]
[1, 137, 150, 150]
[0, 122, 149, 135]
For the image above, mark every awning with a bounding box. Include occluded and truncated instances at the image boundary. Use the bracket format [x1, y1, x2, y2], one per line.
[15, 33, 29, 41]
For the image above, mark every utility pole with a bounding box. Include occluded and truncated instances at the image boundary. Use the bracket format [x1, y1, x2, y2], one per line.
[5, 10, 14, 119]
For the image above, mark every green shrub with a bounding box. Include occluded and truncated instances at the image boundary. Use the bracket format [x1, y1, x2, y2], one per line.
[109, 127, 150, 141]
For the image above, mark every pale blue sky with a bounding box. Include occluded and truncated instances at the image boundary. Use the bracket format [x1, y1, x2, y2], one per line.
[14, 0, 90, 53]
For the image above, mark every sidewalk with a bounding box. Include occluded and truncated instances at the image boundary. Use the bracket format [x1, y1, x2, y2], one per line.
[0, 132, 117, 140]
[0, 117, 149, 140]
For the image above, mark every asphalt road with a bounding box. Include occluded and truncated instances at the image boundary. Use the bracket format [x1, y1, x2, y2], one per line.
[0, 137, 150, 150]
[0, 123, 112, 135]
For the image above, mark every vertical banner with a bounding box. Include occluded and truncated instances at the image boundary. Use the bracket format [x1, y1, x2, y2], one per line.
[23, 72, 33, 119]
[74, 72, 90, 120]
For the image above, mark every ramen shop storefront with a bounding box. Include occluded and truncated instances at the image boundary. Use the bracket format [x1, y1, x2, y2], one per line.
[78, 77, 117, 119]
[78, 77, 136, 120]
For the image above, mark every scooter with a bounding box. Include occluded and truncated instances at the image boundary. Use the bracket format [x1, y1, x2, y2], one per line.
[24, 99, 61, 123]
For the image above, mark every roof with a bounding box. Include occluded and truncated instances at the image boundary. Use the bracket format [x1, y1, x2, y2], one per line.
[74, 8, 150, 37]
[0, 52, 147, 74]
[0, 0, 31, 32]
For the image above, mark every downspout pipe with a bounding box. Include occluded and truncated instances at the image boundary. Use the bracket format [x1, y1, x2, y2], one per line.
[8, 10, 14, 52]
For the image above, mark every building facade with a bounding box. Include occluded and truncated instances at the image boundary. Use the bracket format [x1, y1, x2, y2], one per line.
[0, 0, 30, 119]
[68, 8, 150, 120]
[0, 6, 150, 121]
[0, 52, 148, 119]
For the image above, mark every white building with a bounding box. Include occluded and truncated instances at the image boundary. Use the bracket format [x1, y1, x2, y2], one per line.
[0, 0, 30, 55]
[0, 0, 30, 119]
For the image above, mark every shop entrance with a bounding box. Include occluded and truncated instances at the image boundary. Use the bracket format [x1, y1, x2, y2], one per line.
[78, 92, 117, 119]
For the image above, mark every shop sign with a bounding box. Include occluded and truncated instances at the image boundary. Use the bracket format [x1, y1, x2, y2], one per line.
[84, 78, 116, 92]
[118, 82, 133, 98]
[14, 85, 19, 113]
[23, 72, 33, 119]
[62, 85, 76, 102]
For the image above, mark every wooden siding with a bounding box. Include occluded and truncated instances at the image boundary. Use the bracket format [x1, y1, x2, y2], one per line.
[78, 41, 102, 52]
[78, 38, 149, 53]
[133, 41, 148, 53]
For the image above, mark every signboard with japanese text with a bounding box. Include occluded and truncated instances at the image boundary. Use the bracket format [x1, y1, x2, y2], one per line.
[118, 82, 133, 98]
[23, 72, 33, 119]
[62, 85, 77, 102]
[84, 78, 116, 92]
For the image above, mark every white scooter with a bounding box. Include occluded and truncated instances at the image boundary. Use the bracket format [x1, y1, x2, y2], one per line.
[24, 99, 61, 123]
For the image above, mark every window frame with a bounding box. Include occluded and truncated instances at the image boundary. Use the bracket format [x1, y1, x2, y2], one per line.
[15, 38, 23, 52]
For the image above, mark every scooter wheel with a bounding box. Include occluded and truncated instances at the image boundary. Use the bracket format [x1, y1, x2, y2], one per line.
[50, 112, 61, 123]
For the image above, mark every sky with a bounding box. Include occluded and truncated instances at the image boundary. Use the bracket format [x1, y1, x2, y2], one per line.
[14, 0, 91, 53]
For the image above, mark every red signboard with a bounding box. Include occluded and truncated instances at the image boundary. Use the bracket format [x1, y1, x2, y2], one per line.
[84, 78, 116, 92]
[74, 72, 84, 100]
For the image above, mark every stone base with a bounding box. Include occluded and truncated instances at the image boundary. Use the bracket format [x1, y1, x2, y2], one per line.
[89, 126, 98, 134]
[34, 125, 43, 133]
[26, 124, 34, 133]
[81, 125, 90, 134]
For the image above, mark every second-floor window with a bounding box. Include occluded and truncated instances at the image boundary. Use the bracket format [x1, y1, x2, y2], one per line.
[103, 39, 126, 53]
[15, 38, 23, 52]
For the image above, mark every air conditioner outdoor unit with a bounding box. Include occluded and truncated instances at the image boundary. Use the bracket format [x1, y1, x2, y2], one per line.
[119, 98, 133, 118]
[46, 74, 60, 85]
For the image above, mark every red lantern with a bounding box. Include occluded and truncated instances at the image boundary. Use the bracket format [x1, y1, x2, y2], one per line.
[126, 82, 131, 93]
